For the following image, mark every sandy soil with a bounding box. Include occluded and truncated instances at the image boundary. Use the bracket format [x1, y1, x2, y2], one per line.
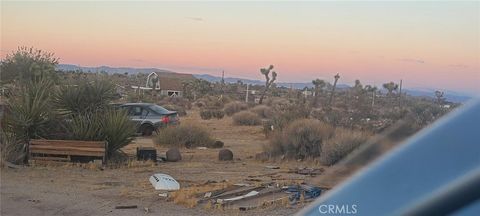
[1, 110, 324, 216]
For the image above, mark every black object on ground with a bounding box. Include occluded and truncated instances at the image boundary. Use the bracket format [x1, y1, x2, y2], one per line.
[136, 147, 157, 162]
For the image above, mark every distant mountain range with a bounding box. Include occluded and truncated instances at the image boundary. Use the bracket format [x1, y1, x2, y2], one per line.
[56, 64, 472, 103]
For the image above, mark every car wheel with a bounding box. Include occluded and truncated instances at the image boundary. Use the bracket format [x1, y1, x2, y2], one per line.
[141, 125, 154, 136]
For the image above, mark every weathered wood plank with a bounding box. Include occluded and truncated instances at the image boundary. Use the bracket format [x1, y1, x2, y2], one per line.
[30, 149, 104, 157]
[30, 139, 105, 148]
[30, 145, 105, 152]
[30, 156, 70, 161]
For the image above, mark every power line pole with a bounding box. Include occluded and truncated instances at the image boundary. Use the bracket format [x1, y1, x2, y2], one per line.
[398, 79, 403, 108]
[245, 84, 249, 103]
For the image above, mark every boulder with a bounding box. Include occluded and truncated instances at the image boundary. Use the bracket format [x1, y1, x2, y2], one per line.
[166, 148, 182, 162]
[218, 149, 233, 161]
[208, 140, 224, 149]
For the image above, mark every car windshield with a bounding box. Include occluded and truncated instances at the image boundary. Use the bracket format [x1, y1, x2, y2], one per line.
[148, 105, 170, 115]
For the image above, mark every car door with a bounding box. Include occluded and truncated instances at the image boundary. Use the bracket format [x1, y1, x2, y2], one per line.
[127, 105, 149, 131]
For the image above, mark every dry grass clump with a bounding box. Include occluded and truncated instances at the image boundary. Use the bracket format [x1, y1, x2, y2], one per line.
[200, 109, 225, 120]
[265, 119, 334, 159]
[169, 183, 229, 208]
[320, 128, 370, 165]
[154, 124, 214, 148]
[223, 101, 248, 116]
[265, 118, 370, 164]
[232, 111, 261, 126]
[250, 105, 274, 119]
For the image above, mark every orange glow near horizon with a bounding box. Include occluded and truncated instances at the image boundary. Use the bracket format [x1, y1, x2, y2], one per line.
[1, 1, 479, 94]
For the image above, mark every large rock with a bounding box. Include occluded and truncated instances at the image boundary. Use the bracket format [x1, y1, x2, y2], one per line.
[166, 148, 182, 162]
[218, 149, 233, 161]
[208, 140, 224, 149]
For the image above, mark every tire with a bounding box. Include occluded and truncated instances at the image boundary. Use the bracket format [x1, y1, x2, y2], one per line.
[141, 125, 154, 136]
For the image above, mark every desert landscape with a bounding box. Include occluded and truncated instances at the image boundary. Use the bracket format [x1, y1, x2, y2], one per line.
[1, 1, 478, 216]
[1, 108, 329, 216]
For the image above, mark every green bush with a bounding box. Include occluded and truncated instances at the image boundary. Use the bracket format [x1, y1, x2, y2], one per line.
[4, 78, 55, 141]
[154, 124, 214, 148]
[232, 111, 261, 126]
[0, 130, 25, 165]
[251, 105, 274, 119]
[200, 109, 225, 120]
[266, 119, 334, 159]
[54, 79, 116, 115]
[67, 109, 136, 156]
[320, 128, 369, 165]
[224, 101, 248, 116]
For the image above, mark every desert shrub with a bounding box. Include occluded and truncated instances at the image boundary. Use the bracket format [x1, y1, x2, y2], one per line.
[159, 97, 192, 110]
[154, 124, 214, 148]
[67, 109, 136, 156]
[163, 104, 187, 116]
[266, 119, 334, 159]
[200, 109, 225, 120]
[54, 79, 116, 115]
[232, 111, 261, 126]
[268, 102, 311, 131]
[0, 130, 25, 165]
[224, 101, 248, 116]
[320, 128, 370, 165]
[4, 78, 56, 141]
[251, 105, 274, 119]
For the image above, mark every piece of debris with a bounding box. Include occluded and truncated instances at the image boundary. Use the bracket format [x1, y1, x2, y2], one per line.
[218, 149, 233, 161]
[217, 190, 259, 204]
[233, 183, 252, 187]
[5, 161, 22, 169]
[28, 199, 40, 203]
[144, 207, 150, 214]
[196, 147, 207, 150]
[166, 148, 182, 162]
[204, 192, 212, 198]
[284, 184, 322, 204]
[265, 165, 280, 169]
[137, 147, 157, 162]
[158, 192, 169, 198]
[293, 167, 325, 176]
[149, 173, 180, 191]
[115, 205, 137, 209]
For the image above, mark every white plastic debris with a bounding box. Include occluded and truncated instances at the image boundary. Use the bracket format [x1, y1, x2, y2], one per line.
[149, 173, 180, 191]
[217, 190, 259, 204]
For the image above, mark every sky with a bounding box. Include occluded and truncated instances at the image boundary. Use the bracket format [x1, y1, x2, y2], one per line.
[1, 1, 479, 95]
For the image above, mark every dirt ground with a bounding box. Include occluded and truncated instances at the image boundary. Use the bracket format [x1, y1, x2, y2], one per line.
[1, 110, 326, 216]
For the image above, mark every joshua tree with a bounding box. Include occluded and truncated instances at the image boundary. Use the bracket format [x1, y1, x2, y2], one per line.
[364, 85, 378, 108]
[435, 90, 445, 105]
[258, 65, 277, 104]
[328, 73, 340, 106]
[312, 79, 326, 107]
[382, 82, 399, 96]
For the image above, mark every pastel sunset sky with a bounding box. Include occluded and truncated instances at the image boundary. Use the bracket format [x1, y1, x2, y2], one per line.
[1, 1, 479, 94]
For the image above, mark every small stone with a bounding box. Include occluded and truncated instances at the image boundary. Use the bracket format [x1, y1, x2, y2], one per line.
[166, 148, 182, 162]
[218, 149, 233, 161]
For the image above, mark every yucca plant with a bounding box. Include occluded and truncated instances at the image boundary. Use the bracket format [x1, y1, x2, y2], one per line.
[67, 109, 135, 156]
[54, 79, 116, 115]
[5, 78, 55, 141]
[0, 129, 25, 165]
[101, 109, 135, 154]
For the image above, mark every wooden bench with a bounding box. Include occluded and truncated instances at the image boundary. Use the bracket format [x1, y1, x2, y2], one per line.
[29, 139, 108, 164]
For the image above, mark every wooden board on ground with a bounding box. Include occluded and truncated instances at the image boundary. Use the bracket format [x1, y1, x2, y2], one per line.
[29, 139, 107, 164]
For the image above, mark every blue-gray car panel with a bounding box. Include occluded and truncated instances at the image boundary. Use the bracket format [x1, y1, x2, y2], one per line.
[299, 99, 480, 216]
